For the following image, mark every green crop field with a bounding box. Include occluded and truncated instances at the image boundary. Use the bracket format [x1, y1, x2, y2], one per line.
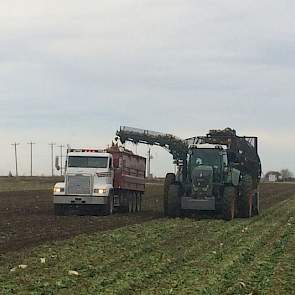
[1, 195, 295, 294]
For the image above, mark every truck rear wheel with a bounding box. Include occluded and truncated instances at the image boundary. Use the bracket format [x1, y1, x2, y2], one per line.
[128, 192, 135, 213]
[238, 174, 253, 218]
[135, 193, 142, 212]
[117, 192, 128, 213]
[164, 173, 176, 216]
[223, 187, 236, 221]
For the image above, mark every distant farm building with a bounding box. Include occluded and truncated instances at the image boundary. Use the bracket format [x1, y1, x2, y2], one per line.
[264, 171, 282, 182]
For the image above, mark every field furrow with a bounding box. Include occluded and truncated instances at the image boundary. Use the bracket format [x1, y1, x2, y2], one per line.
[142, 199, 295, 295]
[1, 196, 295, 295]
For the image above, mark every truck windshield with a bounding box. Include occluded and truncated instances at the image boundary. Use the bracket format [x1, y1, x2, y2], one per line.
[68, 156, 108, 168]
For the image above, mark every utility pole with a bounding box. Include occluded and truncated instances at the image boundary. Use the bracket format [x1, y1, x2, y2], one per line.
[147, 147, 153, 179]
[57, 145, 64, 176]
[49, 143, 56, 176]
[11, 143, 20, 177]
[27, 142, 35, 176]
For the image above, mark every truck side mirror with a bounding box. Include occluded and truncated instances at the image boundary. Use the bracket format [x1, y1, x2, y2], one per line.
[55, 156, 60, 171]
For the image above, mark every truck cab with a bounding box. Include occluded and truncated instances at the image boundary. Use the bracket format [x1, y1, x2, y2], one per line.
[53, 148, 114, 215]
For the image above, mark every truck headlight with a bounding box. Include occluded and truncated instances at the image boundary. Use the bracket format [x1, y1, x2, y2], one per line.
[54, 187, 64, 193]
[94, 188, 107, 194]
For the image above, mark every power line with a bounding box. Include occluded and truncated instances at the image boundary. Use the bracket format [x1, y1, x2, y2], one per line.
[27, 142, 36, 176]
[49, 143, 56, 176]
[11, 143, 20, 177]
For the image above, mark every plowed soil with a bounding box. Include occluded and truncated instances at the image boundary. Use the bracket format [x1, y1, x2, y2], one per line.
[0, 190, 160, 254]
[0, 183, 294, 254]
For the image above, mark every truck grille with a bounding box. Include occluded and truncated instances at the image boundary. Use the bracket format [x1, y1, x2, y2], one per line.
[66, 175, 92, 195]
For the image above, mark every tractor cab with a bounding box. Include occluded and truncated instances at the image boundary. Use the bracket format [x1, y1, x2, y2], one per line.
[188, 146, 227, 178]
[186, 146, 228, 199]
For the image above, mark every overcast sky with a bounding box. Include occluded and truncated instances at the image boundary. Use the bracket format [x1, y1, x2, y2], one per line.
[1, 0, 295, 176]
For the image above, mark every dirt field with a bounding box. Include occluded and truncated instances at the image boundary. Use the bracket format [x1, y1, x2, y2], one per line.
[0, 183, 294, 255]
[0, 176, 62, 192]
[0, 190, 160, 254]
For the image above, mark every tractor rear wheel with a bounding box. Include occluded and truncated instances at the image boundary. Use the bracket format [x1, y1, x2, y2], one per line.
[252, 191, 260, 216]
[238, 174, 253, 218]
[163, 173, 176, 216]
[222, 187, 236, 221]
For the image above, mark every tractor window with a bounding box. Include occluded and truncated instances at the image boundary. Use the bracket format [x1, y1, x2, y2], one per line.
[191, 149, 222, 168]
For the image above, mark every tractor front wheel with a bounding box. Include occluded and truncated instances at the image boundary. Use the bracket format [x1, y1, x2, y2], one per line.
[165, 184, 181, 217]
[163, 173, 176, 216]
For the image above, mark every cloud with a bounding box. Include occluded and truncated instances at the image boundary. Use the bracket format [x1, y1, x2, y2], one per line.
[0, 1, 295, 175]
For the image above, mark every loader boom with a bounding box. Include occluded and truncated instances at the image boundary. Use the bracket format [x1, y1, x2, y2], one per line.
[116, 126, 188, 161]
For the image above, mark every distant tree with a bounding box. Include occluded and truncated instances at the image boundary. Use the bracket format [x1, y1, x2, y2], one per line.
[280, 169, 294, 181]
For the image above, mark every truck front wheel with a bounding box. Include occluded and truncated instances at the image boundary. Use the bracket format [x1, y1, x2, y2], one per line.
[102, 195, 114, 215]
[54, 204, 66, 216]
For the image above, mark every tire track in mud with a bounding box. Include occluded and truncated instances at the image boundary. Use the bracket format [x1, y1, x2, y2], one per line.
[0, 183, 295, 254]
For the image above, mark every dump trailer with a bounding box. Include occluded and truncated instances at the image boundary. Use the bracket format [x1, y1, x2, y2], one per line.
[53, 145, 146, 215]
[117, 126, 261, 220]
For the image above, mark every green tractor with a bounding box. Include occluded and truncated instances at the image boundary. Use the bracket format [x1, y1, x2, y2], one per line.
[117, 127, 261, 220]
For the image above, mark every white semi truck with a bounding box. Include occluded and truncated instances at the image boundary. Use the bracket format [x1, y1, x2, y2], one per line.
[53, 146, 146, 215]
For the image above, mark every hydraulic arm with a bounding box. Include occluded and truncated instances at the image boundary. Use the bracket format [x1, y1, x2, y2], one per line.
[116, 126, 188, 161]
